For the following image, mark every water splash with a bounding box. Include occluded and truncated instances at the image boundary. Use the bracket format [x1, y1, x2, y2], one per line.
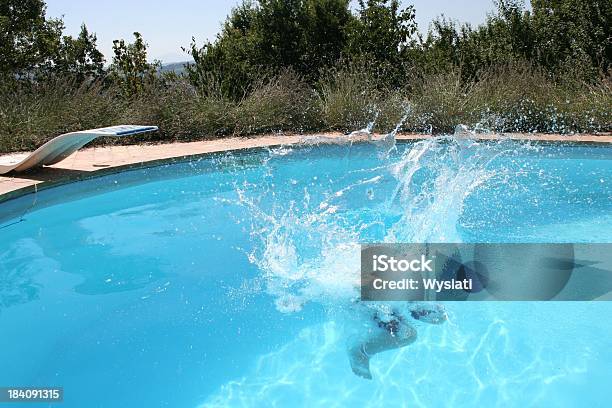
[232, 177, 362, 313]
[229, 122, 518, 313]
[454, 124, 473, 139]
[386, 136, 504, 242]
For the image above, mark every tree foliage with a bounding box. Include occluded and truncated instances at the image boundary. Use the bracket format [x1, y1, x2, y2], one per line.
[186, 0, 424, 96]
[55, 24, 105, 80]
[0, 0, 63, 77]
[347, 1, 416, 63]
[1, 0, 609, 115]
[422, 0, 610, 78]
[531, 0, 611, 73]
[0, 0, 106, 81]
[110, 32, 159, 96]
[417, 1, 537, 80]
[186, 0, 610, 98]
[0, 0, 610, 149]
[186, 0, 355, 98]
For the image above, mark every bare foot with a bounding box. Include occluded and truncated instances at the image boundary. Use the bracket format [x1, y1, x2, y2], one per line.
[348, 344, 372, 380]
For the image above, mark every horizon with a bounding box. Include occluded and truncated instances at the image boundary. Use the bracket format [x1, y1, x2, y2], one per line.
[45, 0, 532, 64]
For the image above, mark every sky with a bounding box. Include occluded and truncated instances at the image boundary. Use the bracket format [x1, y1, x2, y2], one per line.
[45, 0, 531, 64]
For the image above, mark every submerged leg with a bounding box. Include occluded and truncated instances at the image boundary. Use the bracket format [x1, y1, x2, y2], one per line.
[347, 320, 417, 380]
[347, 342, 373, 380]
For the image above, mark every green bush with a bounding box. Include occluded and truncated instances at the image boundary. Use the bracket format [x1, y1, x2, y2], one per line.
[234, 70, 320, 134]
[1, 63, 610, 155]
[0, 78, 123, 152]
[317, 63, 381, 131]
[466, 61, 612, 133]
[407, 67, 476, 133]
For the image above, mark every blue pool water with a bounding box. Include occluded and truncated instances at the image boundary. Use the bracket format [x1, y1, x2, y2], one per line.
[0, 137, 611, 407]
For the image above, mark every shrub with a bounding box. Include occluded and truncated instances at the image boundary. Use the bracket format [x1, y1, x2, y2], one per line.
[122, 78, 235, 141]
[0, 78, 123, 152]
[317, 62, 383, 131]
[234, 70, 320, 134]
[407, 67, 475, 133]
[467, 61, 612, 133]
[0, 61, 609, 155]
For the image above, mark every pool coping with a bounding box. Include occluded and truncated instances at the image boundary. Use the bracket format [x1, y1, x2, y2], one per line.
[1, 132, 611, 204]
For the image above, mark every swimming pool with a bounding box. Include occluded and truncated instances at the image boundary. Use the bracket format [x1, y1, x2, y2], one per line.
[1, 137, 611, 407]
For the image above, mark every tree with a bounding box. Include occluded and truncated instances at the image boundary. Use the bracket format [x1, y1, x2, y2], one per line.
[415, 0, 536, 80]
[185, 1, 266, 98]
[344, 0, 417, 87]
[531, 0, 611, 74]
[346, 0, 417, 64]
[417, 0, 609, 81]
[55, 24, 105, 80]
[186, 0, 354, 98]
[110, 32, 159, 96]
[0, 0, 63, 77]
[255, 0, 352, 79]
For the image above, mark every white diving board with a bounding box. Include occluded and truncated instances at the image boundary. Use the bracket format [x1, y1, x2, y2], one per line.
[0, 125, 158, 174]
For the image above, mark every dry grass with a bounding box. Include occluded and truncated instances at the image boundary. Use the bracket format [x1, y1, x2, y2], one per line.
[234, 70, 320, 134]
[0, 62, 609, 154]
[0, 79, 123, 152]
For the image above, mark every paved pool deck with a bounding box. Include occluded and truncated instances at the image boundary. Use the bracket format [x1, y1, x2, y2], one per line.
[1, 132, 611, 202]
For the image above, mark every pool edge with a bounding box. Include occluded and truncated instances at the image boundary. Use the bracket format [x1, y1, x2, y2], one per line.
[1, 132, 610, 207]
